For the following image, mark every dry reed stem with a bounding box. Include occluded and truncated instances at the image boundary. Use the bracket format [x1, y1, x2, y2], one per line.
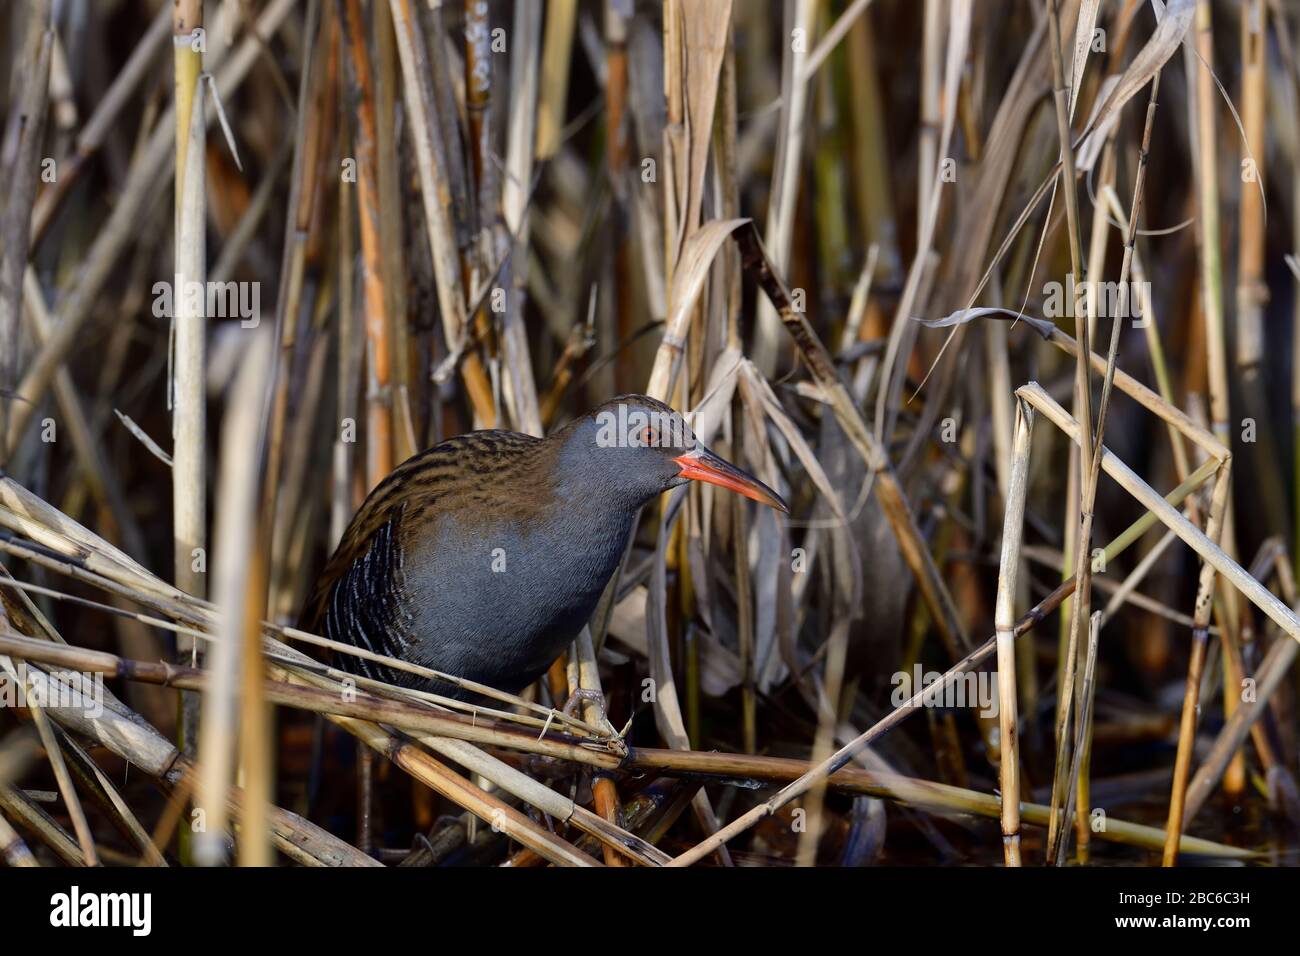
[751, 0, 813, 373]
[0, 632, 621, 768]
[196, 330, 274, 865]
[340, 0, 394, 490]
[627, 748, 1251, 859]
[52, 725, 166, 867]
[29, 4, 170, 244]
[565, 626, 629, 864]
[1043, 0, 1097, 857]
[0, 478, 649, 865]
[1055, 611, 1102, 865]
[993, 397, 1035, 865]
[170, 12, 207, 845]
[0, 2, 52, 458]
[1048, 69, 1163, 862]
[665, 394, 1227, 865]
[0, 784, 83, 865]
[0, 808, 38, 867]
[500, 0, 543, 436]
[1184, 629, 1298, 823]
[335, 713, 602, 867]
[1016, 384, 1296, 640]
[8, 0, 297, 451]
[263, 0, 328, 607]
[0, 650, 98, 865]
[387, 0, 496, 425]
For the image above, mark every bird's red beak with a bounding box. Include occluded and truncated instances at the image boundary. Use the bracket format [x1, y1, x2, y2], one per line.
[672, 446, 789, 513]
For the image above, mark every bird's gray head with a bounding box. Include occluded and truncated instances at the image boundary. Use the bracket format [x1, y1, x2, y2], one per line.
[553, 394, 788, 513]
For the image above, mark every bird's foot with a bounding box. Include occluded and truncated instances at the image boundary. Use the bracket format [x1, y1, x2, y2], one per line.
[561, 688, 606, 722]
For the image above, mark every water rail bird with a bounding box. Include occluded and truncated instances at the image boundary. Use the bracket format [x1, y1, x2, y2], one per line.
[301, 394, 787, 704]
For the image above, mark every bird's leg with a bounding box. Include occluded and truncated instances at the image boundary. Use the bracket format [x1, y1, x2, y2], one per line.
[561, 688, 605, 721]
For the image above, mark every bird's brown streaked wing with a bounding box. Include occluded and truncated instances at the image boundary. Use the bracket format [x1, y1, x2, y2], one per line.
[298, 430, 546, 634]
[317, 505, 412, 684]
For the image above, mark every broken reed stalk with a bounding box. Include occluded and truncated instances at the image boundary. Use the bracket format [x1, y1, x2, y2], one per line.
[0, 643, 375, 866]
[0, 622, 612, 867]
[51, 722, 166, 866]
[286, 674, 654, 867]
[992, 397, 1034, 865]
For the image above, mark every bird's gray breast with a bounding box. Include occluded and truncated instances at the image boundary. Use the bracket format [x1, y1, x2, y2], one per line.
[398, 501, 633, 694]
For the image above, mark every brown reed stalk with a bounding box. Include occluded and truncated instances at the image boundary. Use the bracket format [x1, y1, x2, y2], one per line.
[339, 0, 393, 490]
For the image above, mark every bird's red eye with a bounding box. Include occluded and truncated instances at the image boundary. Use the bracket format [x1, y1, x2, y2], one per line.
[641, 427, 658, 447]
